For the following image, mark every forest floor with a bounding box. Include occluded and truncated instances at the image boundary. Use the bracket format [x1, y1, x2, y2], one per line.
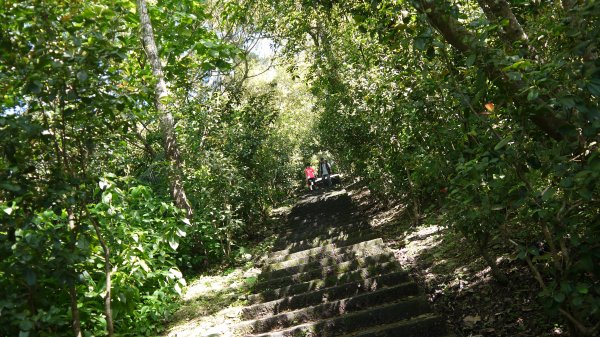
[347, 184, 568, 337]
[162, 208, 285, 337]
[164, 183, 568, 337]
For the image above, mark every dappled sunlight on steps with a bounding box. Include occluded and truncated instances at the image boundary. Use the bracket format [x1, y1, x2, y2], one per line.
[203, 189, 450, 337]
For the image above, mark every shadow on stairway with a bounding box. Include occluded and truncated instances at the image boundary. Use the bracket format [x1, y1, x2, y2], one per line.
[230, 189, 451, 337]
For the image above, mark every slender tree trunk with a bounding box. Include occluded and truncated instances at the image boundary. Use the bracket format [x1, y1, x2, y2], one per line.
[66, 208, 84, 337]
[561, 0, 579, 10]
[91, 219, 114, 336]
[476, 0, 528, 44]
[69, 286, 83, 337]
[404, 168, 420, 226]
[136, 0, 194, 219]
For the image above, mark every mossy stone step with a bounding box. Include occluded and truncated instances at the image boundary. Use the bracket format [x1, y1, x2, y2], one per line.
[253, 260, 401, 292]
[260, 252, 395, 281]
[267, 238, 385, 264]
[244, 300, 439, 337]
[286, 192, 353, 217]
[269, 232, 379, 258]
[238, 190, 449, 337]
[247, 270, 411, 305]
[241, 279, 419, 320]
[272, 229, 376, 254]
[236, 293, 430, 335]
[336, 313, 448, 337]
[265, 242, 387, 272]
[276, 221, 370, 244]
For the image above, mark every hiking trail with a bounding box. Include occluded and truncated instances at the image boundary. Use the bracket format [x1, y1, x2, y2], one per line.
[211, 189, 452, 337]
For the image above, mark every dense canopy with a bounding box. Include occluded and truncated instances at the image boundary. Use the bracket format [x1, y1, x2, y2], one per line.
[1, 0, 598, 336]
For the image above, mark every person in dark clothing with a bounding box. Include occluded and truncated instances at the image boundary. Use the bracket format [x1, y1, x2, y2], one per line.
[318, 157, 332, 187]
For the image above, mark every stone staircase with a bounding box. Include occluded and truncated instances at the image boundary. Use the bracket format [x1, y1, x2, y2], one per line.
[231, 190, 450, 337]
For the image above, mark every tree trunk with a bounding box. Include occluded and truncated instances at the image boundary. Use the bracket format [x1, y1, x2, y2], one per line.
[91, 219, 114, 336]
[476, 0, 528, 44]
[561, 0, 579, 10]
[405, 168, 420, 226]
[66, 209, 84, 337]
[136, 0, 194, 219]
[415, 0, 567, 141]
[69, 286, 83, 337]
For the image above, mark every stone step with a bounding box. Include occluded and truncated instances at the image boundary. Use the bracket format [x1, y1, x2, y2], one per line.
[260, 252, 395, 281]
[237, 190, 449, 337]
[267, 238, 385, 264]
[248, 270, 411, 305]
[272, 229, 375, 254]
[274, 222, 372, 245]
[336, 313, 448, 337]
[286, 192, 353, 219]
[269, 232, 379, 258]
[243, 301, 441, 337]
[235, 292, 430, 335]
[253, 260, 401, 292]
[241, 279, 419, 320]
[276, 221, 370, 244]
[265, 242, 387, 272]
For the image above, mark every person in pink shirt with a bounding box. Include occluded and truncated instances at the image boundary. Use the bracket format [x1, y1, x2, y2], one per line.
[304, 163, 317, 191]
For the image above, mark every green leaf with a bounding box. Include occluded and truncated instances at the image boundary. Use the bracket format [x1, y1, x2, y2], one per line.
[578, 188, 592, 200]
[24, 269, 36, 286]
[557, 96, 576, 109]
[494, 137, 511, 151]
[245, 276, 258, 286]
[542, 187, 556, 201]
[1, 182, 21, 192]
[560, 177, 573, 188]
[414, 38, 426, 50]
[168, 267, 182, 279]
[527, 89, 539, 101]
[465, 54, 476, 67]
[26, 81, 42, 94]
[588, 156, 600, 172]
[19, 320, 33, 331]
[102, 191, 112, 204]
[77, 71, 88, 82]
[169, 236, 179, 250]
[576, 284, 589, 294]
[139, 259, 150, 273]
[201, 40, 216, 48]
[553, 292, 565, 303]
[587, 80, 600, 96]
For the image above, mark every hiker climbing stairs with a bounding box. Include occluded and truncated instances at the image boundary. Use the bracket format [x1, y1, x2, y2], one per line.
[230, 190, 451, 337]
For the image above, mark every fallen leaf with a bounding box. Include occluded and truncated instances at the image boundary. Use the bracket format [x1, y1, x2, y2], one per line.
[463, 314, 482, 328]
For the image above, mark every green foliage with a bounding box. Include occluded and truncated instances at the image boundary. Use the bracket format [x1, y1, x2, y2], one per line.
[4, 0, 597, 335]
[89, 177, 187, 334]
[0, 177, 186, 336]
[1, 0, 303, 335]
[239, 0, 600, 334]
[175, 66, 316, 269]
